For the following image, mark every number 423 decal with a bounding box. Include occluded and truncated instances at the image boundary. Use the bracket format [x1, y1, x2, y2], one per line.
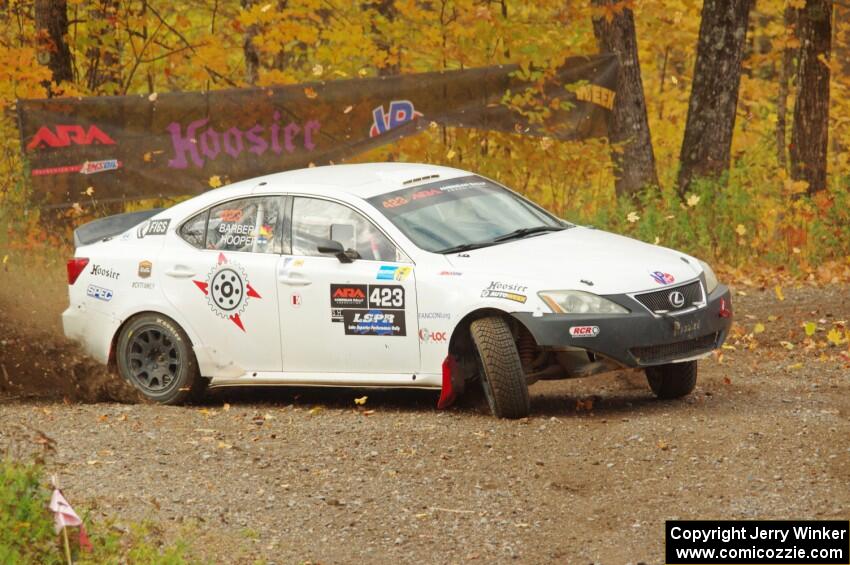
[369, 286, 403, 308]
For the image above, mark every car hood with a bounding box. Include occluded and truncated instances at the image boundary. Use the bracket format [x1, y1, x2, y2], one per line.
[444, 226, 703, 295]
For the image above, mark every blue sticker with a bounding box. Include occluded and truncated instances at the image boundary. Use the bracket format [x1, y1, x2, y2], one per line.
[376, 265, 398, 280]
[87, 284, 113, 301]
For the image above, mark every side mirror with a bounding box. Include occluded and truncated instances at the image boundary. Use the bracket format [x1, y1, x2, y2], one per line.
[317, 239, 359, 263]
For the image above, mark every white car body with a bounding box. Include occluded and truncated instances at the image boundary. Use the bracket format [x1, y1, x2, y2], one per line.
[63, 163, 732, 398]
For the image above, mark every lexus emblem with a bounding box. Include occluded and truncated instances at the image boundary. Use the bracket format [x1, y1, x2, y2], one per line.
[668, 291, 686, 308]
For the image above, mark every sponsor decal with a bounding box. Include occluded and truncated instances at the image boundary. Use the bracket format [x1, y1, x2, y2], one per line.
[291, 292, 301, 307]
[343, 309, 405, 336]
[166, 114, 320, 170]
[217, 209, 243, 222]
[330, 284, 368, 309]
[480, 281, 528, 304]
[650, 271, 675, 285]
[79, 159, 121, 175]
[86, 284, 113, 301]
[569, 325, 600, 338]
[31, 159, 122, 177]
[138, 260, 152, 279]
[131, 281, 155, 290]
[438, 271, 462, 276]
[369, 100, 423, 138]
[27, 125, 116, 151]
[668, 290, 686, 308]
[90, 264, 119, 279]
[376, 265, 413, 281]
[137, 218, 170, 238]
[419, 328, 447, 343]
[419, 312, 451, 320]
[192, 253, 261, 332]
[330, 283, 406, 336]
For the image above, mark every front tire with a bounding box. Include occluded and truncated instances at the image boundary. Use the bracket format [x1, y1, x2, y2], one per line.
[645, 361, 698, 399]
[469, 316, 530, 419]
[116, 314, 206, 404]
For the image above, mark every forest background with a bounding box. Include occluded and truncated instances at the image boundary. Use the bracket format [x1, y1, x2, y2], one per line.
[1, 0, 849, 280]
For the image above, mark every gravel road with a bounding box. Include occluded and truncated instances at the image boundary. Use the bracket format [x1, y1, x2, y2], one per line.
[1, 275, 848, 564]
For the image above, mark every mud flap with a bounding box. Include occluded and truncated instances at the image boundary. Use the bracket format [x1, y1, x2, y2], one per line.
[437, 355, 458, 409]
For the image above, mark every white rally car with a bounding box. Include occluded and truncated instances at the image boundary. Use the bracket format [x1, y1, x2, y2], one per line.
[64, 163, 732, 418]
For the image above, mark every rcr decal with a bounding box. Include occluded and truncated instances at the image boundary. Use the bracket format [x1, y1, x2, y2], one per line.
[86, 284, 113, 301]
[569, 326, 600, 338]
[192, 253, 261, 331]
[480, 281, 528, 304]
[90, 264, 119, 279]
[650, 271, 675, 285]
[419, 328, 447, 343]
[137, 218, 170, 238]
[138, 260, 152, 278]
[376, 265, 413, 281]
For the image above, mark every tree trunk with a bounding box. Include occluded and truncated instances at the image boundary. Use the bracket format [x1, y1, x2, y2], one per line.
[677, 0, 754, 196]
[241, 0, 260, 84]
[591, 0, 658, 198]
[34, 0, 73, 91]
[790, 0, 832, 194]
[776, 6, 797, 172]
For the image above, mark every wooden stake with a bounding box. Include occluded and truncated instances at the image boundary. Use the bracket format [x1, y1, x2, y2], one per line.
[61, 526, 73, 565]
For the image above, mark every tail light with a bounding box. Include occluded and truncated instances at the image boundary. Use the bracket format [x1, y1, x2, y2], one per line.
[67, 257, 89, 285]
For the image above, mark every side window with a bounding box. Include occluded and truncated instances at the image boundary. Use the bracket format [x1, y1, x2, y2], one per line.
[205, 197, 284, 254]
[180, 210, 208, 249]
[292, 197, 401, 262]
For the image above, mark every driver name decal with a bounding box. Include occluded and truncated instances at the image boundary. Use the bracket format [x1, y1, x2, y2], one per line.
[193, 253, 261, 331]
[329, 283, 406, 336]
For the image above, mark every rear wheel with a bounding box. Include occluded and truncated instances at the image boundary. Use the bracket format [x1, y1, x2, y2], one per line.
[645, 361, 698, 399]
[116, 314, 206, 404]
[469, 316, 530, 419]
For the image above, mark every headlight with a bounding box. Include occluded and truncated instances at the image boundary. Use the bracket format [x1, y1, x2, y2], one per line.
[538, 290, 629, 314]
[698, 259, 719, 293]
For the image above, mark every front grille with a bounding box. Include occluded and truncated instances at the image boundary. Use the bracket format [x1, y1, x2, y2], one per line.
[630, 333, 718, 364]
[634, 280, 703, 314]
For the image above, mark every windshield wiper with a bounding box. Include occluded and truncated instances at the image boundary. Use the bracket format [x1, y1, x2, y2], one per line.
[436, 241, 498, 254]
[492, 225, 565, 243]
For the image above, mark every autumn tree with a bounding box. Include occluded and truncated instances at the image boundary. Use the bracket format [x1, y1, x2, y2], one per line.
[84, 0, 122, 93]
[677, 0, 754, 196]
[790, 0, 832, 194]
[776, 5, 797, 172]
[591, 0, 658, 198]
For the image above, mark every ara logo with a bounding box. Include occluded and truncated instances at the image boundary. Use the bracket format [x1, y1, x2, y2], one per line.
[26, 125, 116, 151]
[369, 100, 423, 138]
[330, 284, 368, 308]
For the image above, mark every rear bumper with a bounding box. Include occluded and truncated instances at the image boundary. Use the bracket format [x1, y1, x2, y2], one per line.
[513, 284, 733, 368]
[62, 303, 117, 364]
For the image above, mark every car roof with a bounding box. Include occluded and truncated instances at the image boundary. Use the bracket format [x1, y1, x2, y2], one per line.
[249, 162, 473, 199]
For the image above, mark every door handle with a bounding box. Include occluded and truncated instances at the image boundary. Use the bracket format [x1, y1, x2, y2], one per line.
[166, 266, 196, 278]
[278, 275, 312, 286]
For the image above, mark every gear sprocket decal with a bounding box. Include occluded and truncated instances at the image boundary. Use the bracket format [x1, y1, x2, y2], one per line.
[193, 253, 261, 331]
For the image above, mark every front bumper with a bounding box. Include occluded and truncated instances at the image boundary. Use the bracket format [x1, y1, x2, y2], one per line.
[513, 284, 733, 368]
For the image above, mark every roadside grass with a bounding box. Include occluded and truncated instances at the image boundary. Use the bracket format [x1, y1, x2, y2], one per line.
[0, 458, 193, 564]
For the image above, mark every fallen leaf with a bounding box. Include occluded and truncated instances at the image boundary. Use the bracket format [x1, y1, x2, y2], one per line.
[686, 194, 700, 207]
[446, 149, 456, 160]
[786, 362, 803, 370]
[222, 403, 231, 412]
[304, 87, 318, 99]
[308, 406, 323, 415]
[774, 285, 785, 301]
[312, 64, 323, 76]
[767, 315, 778, 322]
[208, 175, 222, 188]
[354, 396, 368, 406]
[343, 105, 353, 114]
[753, 323, 765, 334]
[148, 92, 158, 102]
[779, 341, 795, 350]
[803, 322, 816, 337]
[626, 211, 640, 223]
[735, 224, 747, 236]
[826, 328, 845, 346]
[723, 376, 732, 385]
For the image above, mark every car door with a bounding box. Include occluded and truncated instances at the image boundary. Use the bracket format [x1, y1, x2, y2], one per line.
[279, 196, 420, 375]
[160, 195, 285, 375]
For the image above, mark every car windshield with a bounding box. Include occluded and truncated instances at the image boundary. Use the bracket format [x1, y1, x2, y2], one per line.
[367, 175, 569, 253]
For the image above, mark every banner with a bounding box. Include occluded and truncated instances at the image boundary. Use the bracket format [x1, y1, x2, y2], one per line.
[17, 55, 617, 207]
